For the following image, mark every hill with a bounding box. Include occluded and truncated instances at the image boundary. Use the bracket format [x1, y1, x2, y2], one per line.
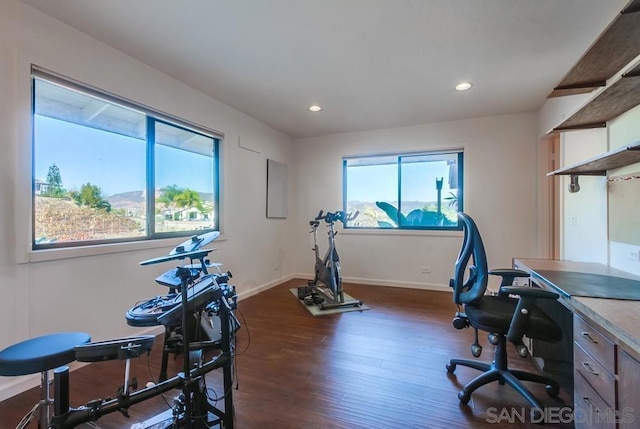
[35, 196, 142, 243]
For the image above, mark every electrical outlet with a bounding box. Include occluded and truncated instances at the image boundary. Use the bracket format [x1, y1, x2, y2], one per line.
[421, 266, 431, 274]
[629, 249, 640, 262]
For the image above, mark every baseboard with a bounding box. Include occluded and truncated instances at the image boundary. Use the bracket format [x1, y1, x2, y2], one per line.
[0, 326, 164, 402]
[344, 276, 451, 292]
[288, 273, 450, 292]
[0, 361, 89, 403]
[236, 273, 297, 301]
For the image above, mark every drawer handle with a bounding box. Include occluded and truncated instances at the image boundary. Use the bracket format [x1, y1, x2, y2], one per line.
[581, 361, 599, 376]
[581, 332, 598, 344]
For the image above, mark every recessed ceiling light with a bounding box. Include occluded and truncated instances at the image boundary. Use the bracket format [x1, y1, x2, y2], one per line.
[308, 105, 322, 112]
[455, 82, 472, 91]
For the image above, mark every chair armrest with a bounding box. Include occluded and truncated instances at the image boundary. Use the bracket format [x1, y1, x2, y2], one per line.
[499, 286, 559, 300]
[488, 269, 530, 287]
[500, 286, 560, 346]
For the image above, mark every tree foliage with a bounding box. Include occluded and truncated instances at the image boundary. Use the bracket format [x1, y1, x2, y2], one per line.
[174, 189, 204, 212]
[70, 183, 111, 212]
[374, 201, 455, 227]
[158, 185, 182, 206]
[158, 185, 205, 213]
[44, 164, 66, 197]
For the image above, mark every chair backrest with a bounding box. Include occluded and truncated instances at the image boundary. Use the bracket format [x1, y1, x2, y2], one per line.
[452, 212, 489, 306]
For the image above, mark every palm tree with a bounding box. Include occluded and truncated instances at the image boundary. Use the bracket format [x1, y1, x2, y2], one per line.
[174, 189, 204, 213]
[158, 185, 183, 206]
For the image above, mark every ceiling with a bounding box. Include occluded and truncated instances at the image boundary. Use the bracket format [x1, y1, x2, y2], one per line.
[22, 0, 629, 138]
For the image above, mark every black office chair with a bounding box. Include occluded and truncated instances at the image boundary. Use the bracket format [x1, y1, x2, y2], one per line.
[446, 212, 562, 409]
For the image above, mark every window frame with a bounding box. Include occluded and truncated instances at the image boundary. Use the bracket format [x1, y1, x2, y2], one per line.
[31, 66, 222, 251]
[342, 149, 464, 231]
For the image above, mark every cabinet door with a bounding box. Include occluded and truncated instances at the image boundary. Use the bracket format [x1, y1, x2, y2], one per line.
[618, 350, 640, 429]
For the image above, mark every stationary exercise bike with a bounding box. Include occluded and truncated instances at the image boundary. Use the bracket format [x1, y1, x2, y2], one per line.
[298, 210, 363, 310]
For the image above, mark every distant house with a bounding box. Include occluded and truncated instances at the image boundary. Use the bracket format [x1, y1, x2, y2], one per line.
[34, 179, 50, 195]
[162, 206, 212, 222]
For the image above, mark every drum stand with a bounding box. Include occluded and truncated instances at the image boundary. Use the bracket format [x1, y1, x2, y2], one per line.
[171, 265, 234, 429]
[158, 265, 233, 384]
[50, 259, 235, 429]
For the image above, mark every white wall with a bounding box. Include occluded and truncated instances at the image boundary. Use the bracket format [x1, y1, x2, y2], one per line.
[608, 105, 640, 275]
[292, 113, 540, 291]
[541, 95, 640, 272]
[560, 129, 608, 263]
[0, 1, 295, 399]
[537, 92, 592, 138]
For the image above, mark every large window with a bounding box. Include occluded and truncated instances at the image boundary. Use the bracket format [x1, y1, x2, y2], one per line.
[343, 150, 463, 229]
[32, 69, 220, 249]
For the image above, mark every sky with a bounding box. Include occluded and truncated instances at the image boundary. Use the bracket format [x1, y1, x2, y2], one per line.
[35, 115, 213, 197]
[35, 114, 454, 205]
[345, 160, 454, 203]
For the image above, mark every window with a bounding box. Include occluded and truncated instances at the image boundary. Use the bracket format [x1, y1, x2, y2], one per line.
[32, 69, 220, 249]
[343, 150, 463, 229]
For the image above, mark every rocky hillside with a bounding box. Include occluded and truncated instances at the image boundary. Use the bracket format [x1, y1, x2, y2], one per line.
[35, 196, 142, 243]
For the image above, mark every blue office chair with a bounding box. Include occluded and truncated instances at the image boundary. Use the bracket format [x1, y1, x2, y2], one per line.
[446, 212, 562, 409]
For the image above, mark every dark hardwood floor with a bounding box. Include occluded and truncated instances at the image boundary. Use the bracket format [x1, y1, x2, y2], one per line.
[0, 280, 573, 428]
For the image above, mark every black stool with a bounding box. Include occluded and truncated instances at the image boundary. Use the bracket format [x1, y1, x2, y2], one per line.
[0, 332, 91, 428]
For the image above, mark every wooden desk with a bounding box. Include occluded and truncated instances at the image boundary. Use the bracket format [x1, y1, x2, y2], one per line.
[513, 258, 640, 358]
[513, 258, 640, 429]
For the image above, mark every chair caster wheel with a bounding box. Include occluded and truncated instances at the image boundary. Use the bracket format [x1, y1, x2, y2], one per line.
[457, 390, 470, 405]
[471, 344, 482, 358]
[446, 363, 456, 374]
[545, 384, 559, 397]
[516, 344, 529, 358]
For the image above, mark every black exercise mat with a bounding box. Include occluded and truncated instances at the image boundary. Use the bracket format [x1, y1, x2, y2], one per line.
[532, 270, 640, 301]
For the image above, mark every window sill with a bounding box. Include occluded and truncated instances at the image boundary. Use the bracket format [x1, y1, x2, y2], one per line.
[18, 235, 227, 264]
[340, 228, 462, 238]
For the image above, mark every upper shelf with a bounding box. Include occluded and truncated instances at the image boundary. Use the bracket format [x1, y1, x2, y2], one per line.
[552, 61, 640, 132]
[549, 0, 640, 98]
[547, 141, 640, 176]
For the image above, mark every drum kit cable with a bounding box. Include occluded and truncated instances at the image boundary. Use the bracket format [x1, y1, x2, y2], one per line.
[48, 231, 238, 429]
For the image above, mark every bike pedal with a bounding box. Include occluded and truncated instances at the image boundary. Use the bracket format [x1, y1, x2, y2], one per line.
[297, 286, 311, 300]
[312, 295, 324, 305]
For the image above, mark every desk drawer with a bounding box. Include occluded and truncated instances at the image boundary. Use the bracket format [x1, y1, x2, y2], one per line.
[574, 314, 616, 374]
[574, 372, 616, 429]
[574, 342, 616, 408]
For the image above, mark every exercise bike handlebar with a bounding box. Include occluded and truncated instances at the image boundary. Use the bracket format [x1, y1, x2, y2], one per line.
[344, 210, 359, 223]
[310, 210, 359, 225]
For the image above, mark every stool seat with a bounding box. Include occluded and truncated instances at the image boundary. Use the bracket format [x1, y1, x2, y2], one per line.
[0, 332, 91, 376]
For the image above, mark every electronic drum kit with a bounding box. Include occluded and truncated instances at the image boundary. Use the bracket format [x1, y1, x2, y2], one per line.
[125, 232, 238, 382]
[50, 231, 238, 429]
